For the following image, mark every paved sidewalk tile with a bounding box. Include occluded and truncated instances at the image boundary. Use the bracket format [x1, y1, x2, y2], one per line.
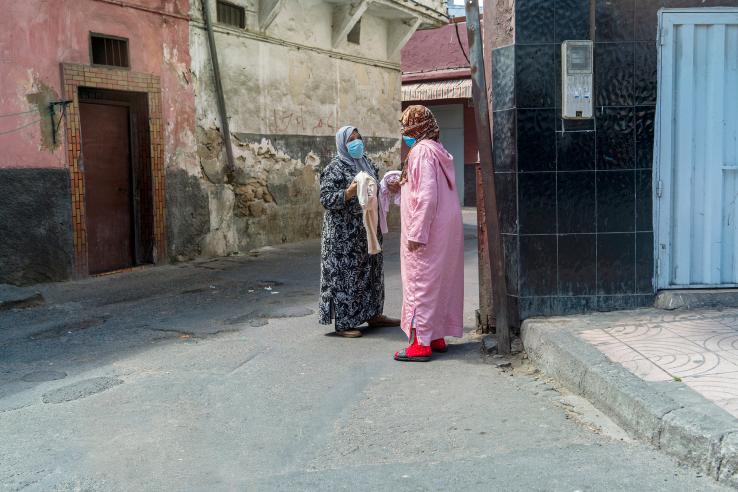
[579, 311, 738, 419]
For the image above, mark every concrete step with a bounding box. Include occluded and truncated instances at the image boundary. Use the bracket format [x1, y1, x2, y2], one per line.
[655, 289, 738, 310]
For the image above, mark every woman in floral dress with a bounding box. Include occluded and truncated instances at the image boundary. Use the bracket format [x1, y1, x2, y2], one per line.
[318, 125, 400, 337]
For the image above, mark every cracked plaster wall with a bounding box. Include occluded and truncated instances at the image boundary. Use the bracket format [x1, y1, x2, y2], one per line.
[188, 0, 404, 258]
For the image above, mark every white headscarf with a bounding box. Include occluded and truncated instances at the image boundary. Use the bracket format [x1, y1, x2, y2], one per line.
[335, 125, 376, 179]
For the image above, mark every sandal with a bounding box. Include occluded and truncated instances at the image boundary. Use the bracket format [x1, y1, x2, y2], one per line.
[394, 329, 432, 362]
[431, 338, 448, 353]
[336, 329, 362, 338]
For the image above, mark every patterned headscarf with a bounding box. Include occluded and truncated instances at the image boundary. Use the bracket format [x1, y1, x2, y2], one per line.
[400, 105, 440, 142]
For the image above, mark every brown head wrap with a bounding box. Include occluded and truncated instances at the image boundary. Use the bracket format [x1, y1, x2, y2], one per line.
[400, 105, 440, 142]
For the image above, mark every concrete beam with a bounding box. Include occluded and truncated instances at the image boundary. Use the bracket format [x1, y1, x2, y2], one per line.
[386, 17, 421, 59]
[332, 0, 370, 49]
[259, 0, 284, 31]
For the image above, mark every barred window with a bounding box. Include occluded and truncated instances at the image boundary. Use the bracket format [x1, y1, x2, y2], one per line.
[217, 1, 245, 28]
[90, 34, 129, 68]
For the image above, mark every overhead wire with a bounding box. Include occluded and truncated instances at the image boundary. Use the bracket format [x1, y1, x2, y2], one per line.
[454, 20, 470, 65]
[0, 118, 43, 137]
[0, 108, 40, 119]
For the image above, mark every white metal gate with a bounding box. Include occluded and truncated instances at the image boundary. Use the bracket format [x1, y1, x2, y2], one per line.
[655, 8, 738, 289]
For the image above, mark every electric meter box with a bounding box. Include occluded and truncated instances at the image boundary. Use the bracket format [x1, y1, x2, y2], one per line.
[561, 40, 593, 119]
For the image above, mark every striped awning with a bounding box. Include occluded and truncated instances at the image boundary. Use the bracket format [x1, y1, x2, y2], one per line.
[402, 79, 472, 102]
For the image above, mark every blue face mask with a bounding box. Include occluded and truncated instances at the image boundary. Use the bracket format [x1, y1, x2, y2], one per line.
[403, 135, 417, 148]
[347, 139, 364, 158]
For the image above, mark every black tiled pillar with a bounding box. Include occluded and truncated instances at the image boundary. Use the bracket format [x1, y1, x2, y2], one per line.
[488, 0, 690, 320]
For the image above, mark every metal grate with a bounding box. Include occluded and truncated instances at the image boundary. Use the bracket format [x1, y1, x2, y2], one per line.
[217, 1, 245, 28]
[90, 34, 129, 68]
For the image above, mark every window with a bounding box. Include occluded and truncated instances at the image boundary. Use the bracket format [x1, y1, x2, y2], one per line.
[217, 1, 245, 28]
[347, 19, 361, 45]
[90, 34, 129, 68]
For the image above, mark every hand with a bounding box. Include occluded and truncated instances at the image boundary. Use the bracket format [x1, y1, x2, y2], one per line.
[387, 181, 402, 193]
[407, 240, 424, 252]
[345, 181, 358, 201]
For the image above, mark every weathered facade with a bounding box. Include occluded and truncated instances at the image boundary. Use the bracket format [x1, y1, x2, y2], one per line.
[186, 0, 448, 258]
[0, 0, 446, 285]
[0, 0, 196, 285]
[484, 0, 738, 322]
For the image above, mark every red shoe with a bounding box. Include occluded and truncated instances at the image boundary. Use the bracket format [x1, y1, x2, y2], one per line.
[394, 329, 432, 362]
[431, 338, 448, 353]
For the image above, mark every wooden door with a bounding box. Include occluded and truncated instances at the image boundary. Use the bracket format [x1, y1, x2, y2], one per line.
[80, 102, 134, 274]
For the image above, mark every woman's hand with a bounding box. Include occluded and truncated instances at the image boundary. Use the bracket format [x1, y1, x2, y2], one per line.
[345, 180, 358, 201]
[407, 240, 424, 252]
[387, 181, 402, 193]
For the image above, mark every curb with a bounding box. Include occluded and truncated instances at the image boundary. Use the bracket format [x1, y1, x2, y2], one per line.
[521, 319, 738, 488]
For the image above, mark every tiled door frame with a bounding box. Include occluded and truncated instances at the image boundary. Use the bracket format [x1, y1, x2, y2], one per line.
[61, 63, 166, 278]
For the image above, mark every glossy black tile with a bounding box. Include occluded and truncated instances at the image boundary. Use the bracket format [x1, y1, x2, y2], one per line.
[493, 46, 515, 111]
[635, 0, 660, 41]
[495, 172, 518, 234]
[503, 234, 519, 295]
[595, 43, 635, 107]
[560, 118, 595, 132]
[516, 44, 556, 109]
[558, 172, 596, 233]
[597, 171, 636, 232]
[519, 173, 557, 234]
[636, 169, 653, 231]
[558, 234, 597, 295]
[493, 109, 516, 172]
[635, 42, 657, 105]
[596, 294, 653, 311]
[597, 233, 636, 294]
[556, 0, 591, 42]
[596, 0, 635, 42]
[517, 109, 556, 172]
[596, 106, 635, 170]
[516, 0, 555, 44]
[636, 105, 655, 168]
[636, 231, 655, 293]
[520, 235, 558, 296]
[557, 130, 595, 171]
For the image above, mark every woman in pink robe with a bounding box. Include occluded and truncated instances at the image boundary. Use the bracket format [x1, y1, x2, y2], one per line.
[395, 105, 464, 362]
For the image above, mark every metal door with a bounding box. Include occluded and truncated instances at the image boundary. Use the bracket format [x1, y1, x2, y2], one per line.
[655, 9, 738, 288]
[431, 104, 465, 205]
[80, 102, 134, 274]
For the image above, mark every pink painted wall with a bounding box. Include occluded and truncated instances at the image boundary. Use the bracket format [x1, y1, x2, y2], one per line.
[0, 0, 194, 170]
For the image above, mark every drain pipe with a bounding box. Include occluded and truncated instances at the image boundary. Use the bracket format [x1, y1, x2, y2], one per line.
[202, 0, 236, 181]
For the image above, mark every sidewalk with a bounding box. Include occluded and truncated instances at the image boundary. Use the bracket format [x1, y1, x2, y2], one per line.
[522, 308, 738, 488]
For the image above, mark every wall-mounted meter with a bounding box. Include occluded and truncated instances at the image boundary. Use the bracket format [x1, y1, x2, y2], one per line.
[561, 40, 593, 119]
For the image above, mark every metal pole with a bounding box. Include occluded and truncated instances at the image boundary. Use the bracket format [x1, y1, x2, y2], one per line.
[465, 0, 511, 354]
[202, 0, 236, 180]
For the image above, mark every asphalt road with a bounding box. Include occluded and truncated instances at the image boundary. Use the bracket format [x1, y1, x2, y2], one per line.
[0, 211, 729, 491]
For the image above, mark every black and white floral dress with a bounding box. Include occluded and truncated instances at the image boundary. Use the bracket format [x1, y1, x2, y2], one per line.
[319, 157, 384, 331]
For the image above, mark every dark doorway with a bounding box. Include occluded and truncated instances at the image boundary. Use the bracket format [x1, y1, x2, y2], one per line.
[79, 88, 154, 274]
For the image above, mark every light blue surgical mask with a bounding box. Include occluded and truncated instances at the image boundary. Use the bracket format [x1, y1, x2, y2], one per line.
[347, 139, 364, 158]
[402, 135, 417, 148]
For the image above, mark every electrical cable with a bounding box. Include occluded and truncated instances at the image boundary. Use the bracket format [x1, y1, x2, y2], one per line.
[454, 21, 470, 65]
[0, 118, 43, 137]
[0, 109, 40, 119]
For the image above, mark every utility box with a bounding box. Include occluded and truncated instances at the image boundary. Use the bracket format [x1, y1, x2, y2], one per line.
[561, 40, 593, 119]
